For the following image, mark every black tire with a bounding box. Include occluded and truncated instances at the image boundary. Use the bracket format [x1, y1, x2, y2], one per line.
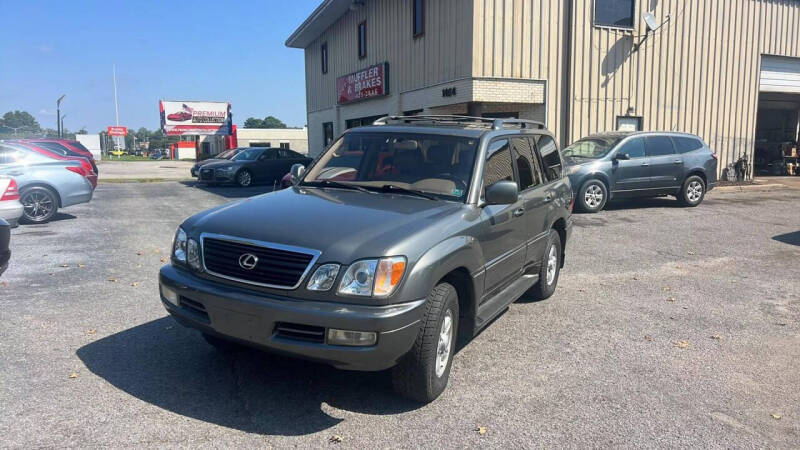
[20, 186, 59, 224]
[679, 175, 705, 207]
[202, 333, 243, 352]
[236, 169, 253, 187]
[577, 179, 608, 213]
[392, 282, 459, 403]
[529, 229, 562, 300]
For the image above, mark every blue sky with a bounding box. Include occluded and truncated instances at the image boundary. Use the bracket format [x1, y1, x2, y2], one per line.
[0, 0, 319, 133]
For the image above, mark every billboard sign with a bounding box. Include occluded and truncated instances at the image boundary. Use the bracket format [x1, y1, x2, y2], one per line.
[336, 63, 388, 105]
[159, 100, 232, 136]
[107, 126, 127, 136]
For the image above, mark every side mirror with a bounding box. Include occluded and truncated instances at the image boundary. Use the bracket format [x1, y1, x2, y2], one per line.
[614, 152, 630, 161]
[290, 163, 306, 184]
[484, 180, 519, 206]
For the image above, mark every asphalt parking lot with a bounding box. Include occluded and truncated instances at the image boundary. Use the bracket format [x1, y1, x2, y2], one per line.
[2, 182, 799, 448]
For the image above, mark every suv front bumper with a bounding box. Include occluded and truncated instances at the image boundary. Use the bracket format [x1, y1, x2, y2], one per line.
[158, 264, 426, 371]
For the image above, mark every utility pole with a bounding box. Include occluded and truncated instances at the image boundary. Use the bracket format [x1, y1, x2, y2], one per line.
[56, 94, 66, 138]
[113, 64, 120, 149]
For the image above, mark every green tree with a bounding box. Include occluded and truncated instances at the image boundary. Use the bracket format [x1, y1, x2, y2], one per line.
[0, 110, 41, 134]
[262, 116, 286, 128]
[243, 117, 265, 128]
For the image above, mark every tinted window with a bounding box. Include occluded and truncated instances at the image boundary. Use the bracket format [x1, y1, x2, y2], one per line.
[672, 136, 704, 153]
[259, 148, 277, 160]
[30, 142, 70, 156]
[536, 135, 562, 181]
[278, 149, 301, 159]
[234, 148, 264, 161]
[511, 137, 543, 190]
[484, 139, 514, 189]
[644, 136, 676, 157]
[321, 42, 328, 74]
[358, 22, 366, 58]
[323, 122, 334, 147]
[595, 0, 635, 28]
[563, 136, 620, 159]
[617, 137, 645, 158]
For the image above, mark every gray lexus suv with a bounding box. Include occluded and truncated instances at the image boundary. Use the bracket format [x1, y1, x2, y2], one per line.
[563, 132, 718, 212]
[159, 115, 573, 402]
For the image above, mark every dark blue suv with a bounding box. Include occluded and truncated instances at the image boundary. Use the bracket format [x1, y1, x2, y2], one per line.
[562, 132, 718, 213]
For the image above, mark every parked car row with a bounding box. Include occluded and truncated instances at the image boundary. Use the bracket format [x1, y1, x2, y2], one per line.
[0, 139, 97, 225]
[191, 147, 312, 187]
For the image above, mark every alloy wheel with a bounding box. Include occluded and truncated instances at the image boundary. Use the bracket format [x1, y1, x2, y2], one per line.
[687, 180, 703, 202]
[22, 191, 55, 222]
[435, 309, 454, 378]
[238, 171, 252, 186]
[546, 244, 558, 285]
[585, 184, 604, 209]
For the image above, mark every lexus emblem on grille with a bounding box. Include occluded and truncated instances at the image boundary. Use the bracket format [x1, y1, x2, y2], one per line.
[238, 253, 259, 270]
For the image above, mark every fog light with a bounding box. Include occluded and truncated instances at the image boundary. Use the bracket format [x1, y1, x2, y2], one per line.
[161, 284, 179, 306]
[327, 329, 377, 346]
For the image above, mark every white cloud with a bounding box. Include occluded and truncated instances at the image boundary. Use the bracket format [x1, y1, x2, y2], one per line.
[39, 109, 56, 116]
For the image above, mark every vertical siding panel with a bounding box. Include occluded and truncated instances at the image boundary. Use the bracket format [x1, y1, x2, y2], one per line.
[521, 0, 530, 78]
[473, 0, 484, 76]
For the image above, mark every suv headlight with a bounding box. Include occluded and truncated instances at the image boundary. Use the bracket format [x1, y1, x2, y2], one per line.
[307, 263, 340, 291]
[187, 238, 202, 270]
[337, 256, 406, 297]
[172, 227, 187, 262]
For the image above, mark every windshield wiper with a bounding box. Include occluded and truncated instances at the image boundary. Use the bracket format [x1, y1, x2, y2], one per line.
[375, 184, 438, 200]
[302, 179, 373, 194]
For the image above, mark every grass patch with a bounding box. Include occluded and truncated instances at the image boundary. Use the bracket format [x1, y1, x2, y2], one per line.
[100, 156, 158, 162]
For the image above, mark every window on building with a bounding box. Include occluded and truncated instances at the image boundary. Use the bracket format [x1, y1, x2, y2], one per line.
[413, 0, 424, 36]
[535, 135, 562, 181]
[279, 142, 290, 149]
[346, 114, 385, 129]
[323, 122, 334, 147]
[403, 109, 424, 116]
[644, 136, 676, 157]
[594, 0, 635, 28]
[321, 42, 328, 74]
[358, 21, 367, 59]
[616, 115, 642, 131]
[483, 139, 515, 190]
[249, 142, 271, 147]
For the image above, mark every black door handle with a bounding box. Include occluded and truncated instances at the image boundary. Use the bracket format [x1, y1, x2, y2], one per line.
[513, 207, 525, 217]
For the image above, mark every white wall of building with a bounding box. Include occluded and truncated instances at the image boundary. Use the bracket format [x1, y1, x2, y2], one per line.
[236, 127, 309, 153]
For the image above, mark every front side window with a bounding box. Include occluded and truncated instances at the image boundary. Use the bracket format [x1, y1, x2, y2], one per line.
[594, 0, 635, 28]
[483, 139, 514, 189]
[234, 148, 264, 161]
[644, 136, 676, 157]
[358, 22, 367, 59]
[413, 0, 424, 36]
[617, 137, 645, 158]
[536, 135, 562, 181]
[303, 132, 478, 201]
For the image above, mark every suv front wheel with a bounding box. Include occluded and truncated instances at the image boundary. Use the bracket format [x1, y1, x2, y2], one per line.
[577, 180, 608, 213]
[392, 282, 459, 403]
[529, 229, 562, 300]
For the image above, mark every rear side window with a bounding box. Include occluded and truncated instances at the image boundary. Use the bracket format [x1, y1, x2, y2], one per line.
[617, 137, 645, 158]
[483, 139, 514, 189]
[644, 136, 675, 157]
[672, 136, 704, 153]
[31, 142, 70, 156]
[510, 137, 543, 190]
[535, 135, 562, 181]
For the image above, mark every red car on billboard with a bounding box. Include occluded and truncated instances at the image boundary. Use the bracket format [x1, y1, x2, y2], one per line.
[167, 111, 192, 122]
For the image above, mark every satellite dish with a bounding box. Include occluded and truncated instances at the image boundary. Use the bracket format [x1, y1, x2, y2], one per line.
[643, 12, 659, 32]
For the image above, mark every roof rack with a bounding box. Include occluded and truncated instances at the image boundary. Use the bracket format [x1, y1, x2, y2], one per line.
[373, 115, 545, 130]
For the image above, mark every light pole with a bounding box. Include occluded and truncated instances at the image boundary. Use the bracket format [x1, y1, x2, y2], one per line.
[56, 94, 66, 138]
[60, 114, 67, 137]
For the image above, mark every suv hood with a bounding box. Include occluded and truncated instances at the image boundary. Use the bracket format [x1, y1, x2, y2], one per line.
[183, 187, 470, 263]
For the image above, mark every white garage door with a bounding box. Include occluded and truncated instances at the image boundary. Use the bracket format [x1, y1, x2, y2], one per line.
[761, 55, 800, 94]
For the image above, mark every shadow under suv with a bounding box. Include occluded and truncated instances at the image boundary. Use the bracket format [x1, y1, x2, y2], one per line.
[159, 115, 573, 402]
[563, 132, 718, 212]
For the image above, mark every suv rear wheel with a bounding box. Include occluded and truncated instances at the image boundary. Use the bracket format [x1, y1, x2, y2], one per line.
[529, 229, 562, 300]
[679, 175, 705, 207]
[577, 180, 607, 213]
[392, 282, 459, 403]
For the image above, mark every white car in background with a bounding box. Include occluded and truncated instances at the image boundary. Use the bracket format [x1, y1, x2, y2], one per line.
[0, 176, 23, 228]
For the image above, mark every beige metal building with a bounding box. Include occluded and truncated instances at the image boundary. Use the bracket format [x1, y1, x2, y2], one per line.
[236, 127, 310, 153]
[287, 0, 800, 177]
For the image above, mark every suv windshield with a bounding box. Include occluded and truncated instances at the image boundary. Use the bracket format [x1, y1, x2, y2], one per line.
[563, 137, 621, 159]
[302, 132, 478, 201]
[233, 148, 262, 161]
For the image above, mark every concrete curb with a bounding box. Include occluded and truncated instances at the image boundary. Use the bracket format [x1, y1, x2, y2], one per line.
[713, 183, 788, 193]
[98, 178, 194, 184]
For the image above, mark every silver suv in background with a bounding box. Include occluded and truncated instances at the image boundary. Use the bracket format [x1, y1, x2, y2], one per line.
[562, 132, 718, 212]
